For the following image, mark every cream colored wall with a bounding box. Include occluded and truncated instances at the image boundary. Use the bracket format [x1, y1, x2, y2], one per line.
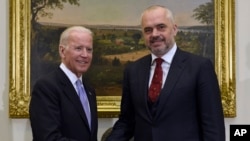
[0, 0, 249, 141]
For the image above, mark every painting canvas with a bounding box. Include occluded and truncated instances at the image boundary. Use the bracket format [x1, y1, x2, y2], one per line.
[31, 0, 215, 114]
[9, 0, 236, 118]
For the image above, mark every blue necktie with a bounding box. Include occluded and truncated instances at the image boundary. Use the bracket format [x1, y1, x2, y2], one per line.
[76, 79, 91, 128]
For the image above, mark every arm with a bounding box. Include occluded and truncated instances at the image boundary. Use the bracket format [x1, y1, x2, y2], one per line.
[29, 78, 77, 141]
[197, 59, 225, 141]
[106, 67, 135, 141]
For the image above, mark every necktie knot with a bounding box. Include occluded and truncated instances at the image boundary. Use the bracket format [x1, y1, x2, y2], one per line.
[155, 58, 163, 66]
[76, 79, 82, 89]
[76, 79, 81, 86]
[76, 79, 83, 97]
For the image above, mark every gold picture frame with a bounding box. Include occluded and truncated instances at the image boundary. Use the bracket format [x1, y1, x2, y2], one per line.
[9, 0, 236, 118]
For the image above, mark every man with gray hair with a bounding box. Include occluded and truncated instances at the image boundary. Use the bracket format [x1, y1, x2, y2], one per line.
[29, 26, 98, 141]
[107, 5, 225, 141]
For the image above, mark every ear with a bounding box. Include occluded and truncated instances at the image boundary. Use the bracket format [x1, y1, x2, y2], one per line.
[59, 45, 65, 58]
[173, 24, 178, 36]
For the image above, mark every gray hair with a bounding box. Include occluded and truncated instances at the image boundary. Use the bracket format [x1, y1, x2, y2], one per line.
[59, 26, 93, 48]
[141, 5, 175, 24]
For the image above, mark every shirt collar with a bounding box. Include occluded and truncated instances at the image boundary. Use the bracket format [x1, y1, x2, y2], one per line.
[151, 43, 177, 64]
[60, 63, 82, 84]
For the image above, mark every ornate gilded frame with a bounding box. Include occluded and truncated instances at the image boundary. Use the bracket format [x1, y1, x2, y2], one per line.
[9, 0, 236, 118]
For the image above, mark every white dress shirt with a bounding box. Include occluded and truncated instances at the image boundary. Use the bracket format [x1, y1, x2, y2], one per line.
[149, 43, 177, 88]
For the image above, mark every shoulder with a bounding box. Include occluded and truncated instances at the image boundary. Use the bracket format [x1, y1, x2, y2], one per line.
[175, 48, 213, 65]
[125, 54, 151, 69]
[33, 68, 67, 88]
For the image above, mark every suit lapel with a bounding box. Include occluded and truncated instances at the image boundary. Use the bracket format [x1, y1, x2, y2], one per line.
[82, 79, 97, 131]
[56, 68, 91, 129]
[156, 49, 188, 118]
[137, 55, 154, 119]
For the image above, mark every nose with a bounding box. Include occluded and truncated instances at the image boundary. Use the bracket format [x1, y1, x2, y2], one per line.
[80, 48, 88, 57]
[152, 28, 159, 36]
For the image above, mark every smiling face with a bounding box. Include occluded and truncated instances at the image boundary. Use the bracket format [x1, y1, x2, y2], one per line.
[59, 29, 93, 77]
[141, 6, 178, 57]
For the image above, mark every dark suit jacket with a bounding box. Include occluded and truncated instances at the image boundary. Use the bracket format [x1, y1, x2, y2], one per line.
[29, 67, 98, 141]
[107, 48, 225, 141]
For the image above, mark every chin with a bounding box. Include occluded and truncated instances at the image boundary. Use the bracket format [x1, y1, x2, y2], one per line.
[153, 48, 167, 55]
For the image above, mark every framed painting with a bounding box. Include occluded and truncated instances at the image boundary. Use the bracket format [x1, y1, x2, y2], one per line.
[9, 0, 235, 118]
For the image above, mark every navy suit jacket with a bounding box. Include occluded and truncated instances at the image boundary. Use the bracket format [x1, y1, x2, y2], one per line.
[29, 68, 98, 141]
[107, 48, 225, 141]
